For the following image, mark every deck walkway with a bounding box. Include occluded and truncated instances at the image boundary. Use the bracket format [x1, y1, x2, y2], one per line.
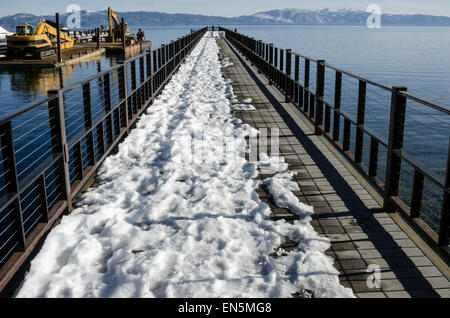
[217, 38, 450, 298]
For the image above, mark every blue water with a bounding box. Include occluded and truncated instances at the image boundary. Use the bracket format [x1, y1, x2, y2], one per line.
[227, 25, 450, 106]
[0, 25, 448, 233]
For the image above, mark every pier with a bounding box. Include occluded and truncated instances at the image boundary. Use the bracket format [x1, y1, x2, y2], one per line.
[0, 27, 448, 298]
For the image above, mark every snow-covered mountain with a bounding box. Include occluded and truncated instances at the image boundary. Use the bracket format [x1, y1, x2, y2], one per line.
[0, 8, 449, 30]
[238, 8, 450, 25]
[242, 8, 369, 24]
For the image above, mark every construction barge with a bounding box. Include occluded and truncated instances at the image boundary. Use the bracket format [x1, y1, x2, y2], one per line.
[0, 41, 151, 68]
[0, 8, 151, 68]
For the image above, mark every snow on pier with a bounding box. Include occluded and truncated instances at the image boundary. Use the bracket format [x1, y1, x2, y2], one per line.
[16, 33, 353, 298]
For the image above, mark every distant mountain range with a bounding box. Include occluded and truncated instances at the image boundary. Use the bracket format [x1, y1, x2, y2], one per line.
[1, 8, 450, 31]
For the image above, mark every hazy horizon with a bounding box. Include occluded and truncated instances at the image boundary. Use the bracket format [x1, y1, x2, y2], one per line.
[1, 0, 450, 18]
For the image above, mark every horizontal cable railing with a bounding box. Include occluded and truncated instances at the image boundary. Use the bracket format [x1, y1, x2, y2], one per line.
[219, 26, 450, 261]
[0, 27, 208, 291]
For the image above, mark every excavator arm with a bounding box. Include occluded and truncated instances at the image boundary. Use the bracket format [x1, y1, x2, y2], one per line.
[107, 7, 135, 44]
[108, 7, 121, 41]
[34, 22, 74, 49]
[108, 7, 120, 30]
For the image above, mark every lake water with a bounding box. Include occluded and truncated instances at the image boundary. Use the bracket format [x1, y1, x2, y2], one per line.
[0, 25, 448, 232]
[228, 25, 450, 106]
[2, 25, 448, 109]
[0, 25, 198, 110]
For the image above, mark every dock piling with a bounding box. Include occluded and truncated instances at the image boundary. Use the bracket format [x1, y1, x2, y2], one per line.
[55, 13, 62, 63]
[96, 28, 100, 50]
[122, 18, 126, 52]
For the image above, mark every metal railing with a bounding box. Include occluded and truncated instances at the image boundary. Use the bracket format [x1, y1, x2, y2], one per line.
[0, 27, 208, 291]
[219, 27, 450, 260]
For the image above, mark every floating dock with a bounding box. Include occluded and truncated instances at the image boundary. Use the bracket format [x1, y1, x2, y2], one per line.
[81, 40, 152, 58]
[0, 41, 151, 68]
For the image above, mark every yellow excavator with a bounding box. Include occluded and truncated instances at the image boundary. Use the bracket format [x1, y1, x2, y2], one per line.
[108, 7, 135, 45]
[6, 20, 74, 58]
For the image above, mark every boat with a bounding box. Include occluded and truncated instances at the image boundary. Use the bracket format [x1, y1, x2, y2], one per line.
[0, 26, 12, 57]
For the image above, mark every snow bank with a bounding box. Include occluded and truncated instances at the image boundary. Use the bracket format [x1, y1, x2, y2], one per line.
[232, 103, 256, 111]
[263, 172, 315, 218]
[16, 32, 354, 298]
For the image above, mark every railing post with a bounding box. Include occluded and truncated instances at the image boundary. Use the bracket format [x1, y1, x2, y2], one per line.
[0, 121, 26, 251]
[118, 62, 129, 134]
[82, 83, 93, 129]
[285, 49, 292, 103]
[268, 44, 274, 85]
[384, 86, 407, 213]
[48, 89, 73, 213]
[355, 80, 367, 164]
[158, 46, 162, 69]
[82, 83, 96, 167]
[146, 50, 152, 101]
[139, 57, 144, 106]
[265, 43, 269, 65]
[140, 56, 145, 85]
[103, 73, 113, 149]
[315, 60, 325, 135]
[333, 71, 342, 141]
[165, 43, 169, 64]
[304, 59, 310, 113]
[279, 49, 284, 90]
[279, 49, 284, 72]
[130, 60, 137, 91]
[250, 38, 255, 66]
[103, 73, 111, 112]
[257, 41, 262, 74]
[162, 45, 167, 78]
[438, 140, 450, 246]
[274, 47, 278, 68]
[153, 50, 157, 73]
[294, 54, 300, 106]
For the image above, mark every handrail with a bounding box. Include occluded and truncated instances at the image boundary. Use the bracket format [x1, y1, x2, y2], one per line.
[399, 91, 450, 114]
[323, 62, 392, 92]
[60, 64, 123, 93]
[0, 95, 58, 125]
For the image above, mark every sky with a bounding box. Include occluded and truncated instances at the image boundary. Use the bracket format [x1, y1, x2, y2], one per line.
[1, 0, 450, 18]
